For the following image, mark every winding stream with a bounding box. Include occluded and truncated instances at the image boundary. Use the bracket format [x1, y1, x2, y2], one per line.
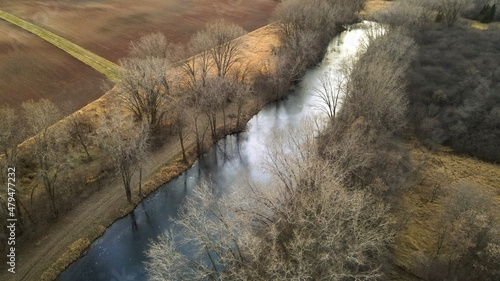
[58, 22, 372, 281]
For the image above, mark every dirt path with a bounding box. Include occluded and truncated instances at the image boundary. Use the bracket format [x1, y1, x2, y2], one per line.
[11, 128, 187, 281]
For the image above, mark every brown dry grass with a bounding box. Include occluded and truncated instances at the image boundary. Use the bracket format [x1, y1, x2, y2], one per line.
[392, 141, 500, 279]
[39, 238, 92, 281]
[361, 0, 393, 19]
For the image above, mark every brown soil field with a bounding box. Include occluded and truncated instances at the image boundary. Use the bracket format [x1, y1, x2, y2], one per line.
[0, 0, 277, 108]
[0, 20, 109, 109]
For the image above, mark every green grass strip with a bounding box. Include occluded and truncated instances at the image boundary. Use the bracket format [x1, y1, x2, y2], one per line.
[0, 10, 121, 81]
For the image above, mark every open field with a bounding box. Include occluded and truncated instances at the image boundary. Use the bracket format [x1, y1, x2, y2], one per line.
[0, 20, 110, 109]
[0, 0, 277, 109]
[0, 10, 121, 80]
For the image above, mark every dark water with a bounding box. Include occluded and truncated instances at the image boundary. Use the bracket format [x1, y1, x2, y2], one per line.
[58, 22, 371, 281]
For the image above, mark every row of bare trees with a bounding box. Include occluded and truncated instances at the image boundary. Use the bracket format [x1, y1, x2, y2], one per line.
[116, 20, 253, 159]
[0, 98, 149, 220]
[0, 19, 255, 238]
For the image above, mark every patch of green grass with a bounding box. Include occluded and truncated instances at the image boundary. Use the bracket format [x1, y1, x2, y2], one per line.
[0, 10, 121, 81]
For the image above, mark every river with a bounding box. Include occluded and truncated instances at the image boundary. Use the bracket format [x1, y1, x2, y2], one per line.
[58, 21, 372, 281]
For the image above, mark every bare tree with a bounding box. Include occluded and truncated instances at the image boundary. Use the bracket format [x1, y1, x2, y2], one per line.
[171, 43, 198, 90]
[197, 20, 247, 78]
[67, 111, 94, 160]
[196, 76, 230, 139]
[96, 111, 149, 203]
[118, 56, 171, 130]
[0, 106, 29, 231]
[0, 106, 22, 166]
[22, 99, 65, 219]
[233, 82, 254, 128]
[128, 32, 169, 59]
[189, 32, 214, 87]
[314, 71, 346, 120]
[169, 99, 190, 163]
[374, 0, 433, 31]
[272, 0, 364, 45]
[343, 29, 416, 134]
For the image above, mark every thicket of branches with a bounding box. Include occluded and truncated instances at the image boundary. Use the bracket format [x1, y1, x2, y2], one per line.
[319, 28, 416, 197]
[269, 0, 367, 98]
[376, 0, 500, 163]
[415, 183, 500, 280]
[373, 1, 500, 280]
[409, 28, 500, 162]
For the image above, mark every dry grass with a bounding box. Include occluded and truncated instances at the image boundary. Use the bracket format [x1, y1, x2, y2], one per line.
[39, 238, 91, 281]
[361, 0, 393, 19]
[466, 19, 500, 30]
[392, 140, 500, 278]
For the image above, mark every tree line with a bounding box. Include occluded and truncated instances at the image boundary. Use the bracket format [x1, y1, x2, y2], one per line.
[377, 0, 500, 163]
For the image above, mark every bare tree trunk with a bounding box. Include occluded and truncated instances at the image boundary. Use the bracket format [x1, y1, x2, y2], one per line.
[236, 105, 242, 128]
[222, 106, 226, 133]
[179, 128, 187, 163]
[78, 132, 92, 160]
[139, 163, 143, 198]
[194, 116, 201, 155]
